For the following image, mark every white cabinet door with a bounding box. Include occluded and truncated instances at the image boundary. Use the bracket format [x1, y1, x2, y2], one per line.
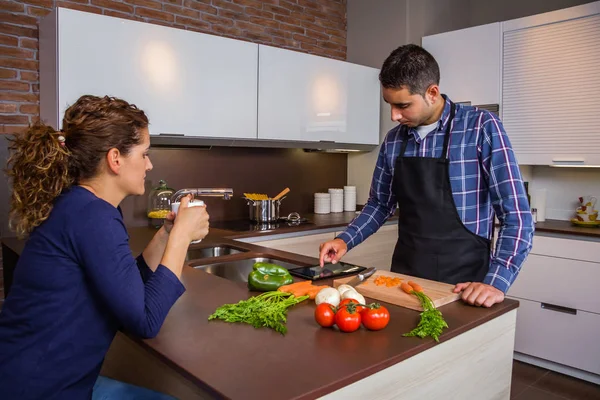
[252, 232, 336, 259]
[258, 45, 380, 145]
[42, 8, 258, 139]
[422, 23, 501, 106]
[334, 223, 398, 271]
[501, 5, 600, 166]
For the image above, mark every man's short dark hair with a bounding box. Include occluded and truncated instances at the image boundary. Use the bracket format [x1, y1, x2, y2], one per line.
[379, 44, 440, 96]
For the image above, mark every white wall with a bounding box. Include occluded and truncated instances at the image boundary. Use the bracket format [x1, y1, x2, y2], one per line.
[346, 0, 598, 213]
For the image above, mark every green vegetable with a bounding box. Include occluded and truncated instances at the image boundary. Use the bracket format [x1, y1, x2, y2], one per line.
[208, 291, 309, 334]
[247, 262, 293, 292]
[403, 291, 449, 342]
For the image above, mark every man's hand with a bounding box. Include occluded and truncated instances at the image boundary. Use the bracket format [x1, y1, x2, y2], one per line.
[318, 239, 348, 267]
[453, 282, 505, 307]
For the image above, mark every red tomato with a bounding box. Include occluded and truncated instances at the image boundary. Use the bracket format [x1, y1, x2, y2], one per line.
[339, 298, 366, 313]
[335, 304, 362, 333]
[361, 303, 390, 331]
[314, 303, 336, 328]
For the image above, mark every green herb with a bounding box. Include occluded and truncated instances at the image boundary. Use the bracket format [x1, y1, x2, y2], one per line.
[208, 291, 309, 335]
[403, 291, 448, 342]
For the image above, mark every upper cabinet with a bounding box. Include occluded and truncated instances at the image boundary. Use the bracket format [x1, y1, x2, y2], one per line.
[257, 45, 380, 145]
[422, 23, 501, 106]
[40, 8, 258, 139]
[501, 2, 600, 166]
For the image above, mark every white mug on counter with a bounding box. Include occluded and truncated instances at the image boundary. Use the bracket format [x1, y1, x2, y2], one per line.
[171, 200, 205, 244]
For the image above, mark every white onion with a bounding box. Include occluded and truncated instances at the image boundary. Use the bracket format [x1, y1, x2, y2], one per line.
[336, 284, 357, 296]
[315, 287, 341, 307]
[341, 289, 365, 304]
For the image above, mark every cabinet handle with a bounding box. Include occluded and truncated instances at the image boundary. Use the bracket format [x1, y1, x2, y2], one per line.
[541, 303, 577, 315]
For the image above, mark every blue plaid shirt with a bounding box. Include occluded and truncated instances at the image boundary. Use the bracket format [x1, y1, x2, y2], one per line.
[338, 96, 534, 293]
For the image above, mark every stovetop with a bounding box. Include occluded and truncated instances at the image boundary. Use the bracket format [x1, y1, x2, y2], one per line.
[210, 218, 315, 233]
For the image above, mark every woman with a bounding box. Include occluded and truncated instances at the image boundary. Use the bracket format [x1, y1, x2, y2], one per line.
[0, 95, 209, 399]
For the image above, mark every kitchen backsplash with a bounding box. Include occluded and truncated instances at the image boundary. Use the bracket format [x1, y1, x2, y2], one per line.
[119, 146, 347, 227]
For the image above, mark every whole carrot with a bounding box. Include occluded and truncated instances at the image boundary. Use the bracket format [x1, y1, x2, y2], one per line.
[400, 282, 414, 294]
[407, 281, 424, 293]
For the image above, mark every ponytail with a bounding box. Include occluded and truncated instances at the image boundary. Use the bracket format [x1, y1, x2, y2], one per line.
[6, 122, 73, 238]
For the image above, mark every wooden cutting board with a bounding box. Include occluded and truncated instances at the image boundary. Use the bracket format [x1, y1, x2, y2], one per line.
[333, 270, 460, 311]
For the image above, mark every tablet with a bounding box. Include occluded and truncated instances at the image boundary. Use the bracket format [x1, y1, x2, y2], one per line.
[288, 262, 366, 281]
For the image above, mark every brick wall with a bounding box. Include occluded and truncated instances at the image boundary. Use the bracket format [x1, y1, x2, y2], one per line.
[0, 0, 347, 134]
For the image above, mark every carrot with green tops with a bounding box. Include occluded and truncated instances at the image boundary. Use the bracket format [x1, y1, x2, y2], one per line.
[400, 282, 414, 294]
[407, 281, 424, 293]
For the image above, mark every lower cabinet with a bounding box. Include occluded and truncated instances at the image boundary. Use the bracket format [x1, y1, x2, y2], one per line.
[510, 297, 600, 375]
[508, 235, 600, 376]
[334, 224, 398, 271]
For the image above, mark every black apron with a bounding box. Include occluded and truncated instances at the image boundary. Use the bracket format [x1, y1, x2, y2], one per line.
[391, 103, 490, 284]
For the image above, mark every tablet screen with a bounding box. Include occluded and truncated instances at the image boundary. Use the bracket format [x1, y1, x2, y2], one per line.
[288, 262, 366, 280]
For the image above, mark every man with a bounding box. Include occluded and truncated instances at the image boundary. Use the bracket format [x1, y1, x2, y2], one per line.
[319, 44, 534, 308]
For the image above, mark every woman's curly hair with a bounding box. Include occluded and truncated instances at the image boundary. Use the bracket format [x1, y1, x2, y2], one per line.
[6, 95, 149, 238]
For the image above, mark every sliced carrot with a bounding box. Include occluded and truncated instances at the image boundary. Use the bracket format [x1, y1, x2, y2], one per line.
[407, 281, 424, 293]
[400, 282, 414, 294]
[278, 280, 312, 293]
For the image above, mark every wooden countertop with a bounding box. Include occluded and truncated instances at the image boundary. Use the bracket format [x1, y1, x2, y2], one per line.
[1, 227, 518, 399]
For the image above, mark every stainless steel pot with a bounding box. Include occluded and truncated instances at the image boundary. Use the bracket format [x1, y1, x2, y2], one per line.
[247, 197, 285, 222]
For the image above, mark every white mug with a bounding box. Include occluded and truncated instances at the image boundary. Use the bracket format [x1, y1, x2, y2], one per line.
[171, 200, 205, 244]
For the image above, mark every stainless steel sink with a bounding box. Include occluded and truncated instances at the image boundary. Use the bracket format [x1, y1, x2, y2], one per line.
[186, 245, 248, 261]
[191, 257, 302, 282]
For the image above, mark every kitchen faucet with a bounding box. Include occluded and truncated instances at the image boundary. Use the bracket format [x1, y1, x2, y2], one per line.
[171, 188, 234, 203]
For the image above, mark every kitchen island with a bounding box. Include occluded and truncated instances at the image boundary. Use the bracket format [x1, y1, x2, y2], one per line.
[1, 227, 518, 400]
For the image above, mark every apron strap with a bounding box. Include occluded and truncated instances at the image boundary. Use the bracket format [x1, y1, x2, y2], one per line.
[399, 125, 410, 157]
[441, 102, 456, 160]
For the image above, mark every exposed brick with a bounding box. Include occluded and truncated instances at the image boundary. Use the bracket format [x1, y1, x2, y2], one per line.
[0, 103, 17, 113]
[0, 24, 37, 38]
[56, 1, 103, 14]
[61, 0, 93, 4]
[300, 42, 322, 53]
[0, 68, 17, 79]
[0, 115, 29, 124]
[292, 33, 316, 45]
[103, 9, 140, 20]
[0, 34, 18, 47]
[313, 17, 345, 30]
[0, 12, 38, 27]
[175, 15, 210, 31]
[23, 0, 53, 7]
[0, 46, 35, 60]
[135, 7, 175, 22]
[0, 57, 37, 71]
[217, 8, 243, 20]
[245, 7, 273, 19]
[265, 27, 293, 39]
[272, 36, 298, 48]
[291, 10, 316, 22]
[322, 5, 345, 20]
[164, 4, 199, 18]
[19, 104, 40, 114]
[244, 31, 273, 43]
[279, 0, 303, 13]
[0, 80, 29, 91]
[212, 0, 244, 14]
[235, 20, 266, 33]
[91, 0, 134, 13]
[324, 27, 345, 39]
[210, 24, 243, 38]
[19, 38, 39, 51]
[232, 0, 263, 8]
[328, 35, 344, 45]
[1, 1, 26, 13]
[263, 4, 291, 16]
[278, 22, 303, 34]
[32, 82, 39, 92]
[317, 40, 345, 51]
[304, 29, 328, 41]
[27, 6, 53, 17]
[162, 0, 183, 5]
[183, 0, 217, 14]
[124, 0, 162, 10]
[297, 0, 320, 9]
[247, 16, 279, 29]
[201, 13, 233, 26]
[19, 70, 38, 81]
[0, 124, 29, 134]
